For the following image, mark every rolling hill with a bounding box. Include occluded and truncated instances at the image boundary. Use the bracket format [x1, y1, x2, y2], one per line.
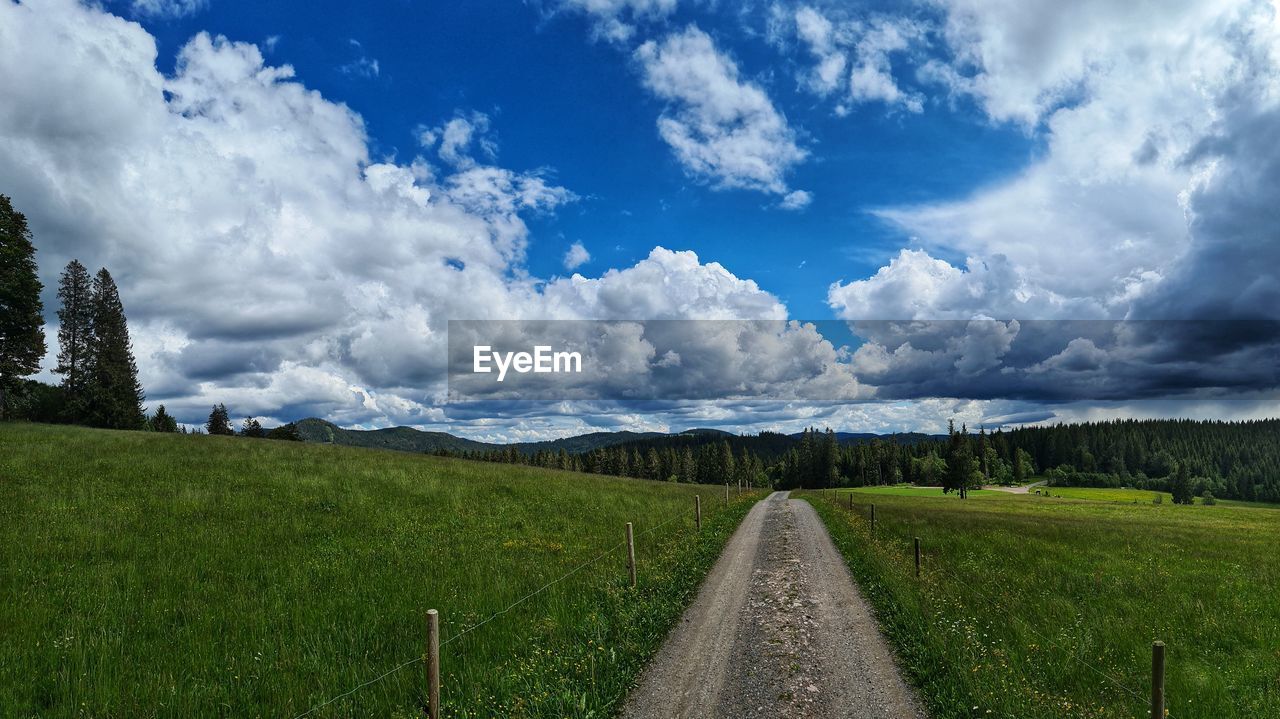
[294, 418, 944, 460]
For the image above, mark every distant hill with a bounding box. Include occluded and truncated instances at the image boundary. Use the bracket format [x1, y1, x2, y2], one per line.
[515, 430, 667, 454]
[295, 418, 665, 455]
[294, 417, 944, 458]
[817, 431, 946, 445]
[295, 418, 497, 454]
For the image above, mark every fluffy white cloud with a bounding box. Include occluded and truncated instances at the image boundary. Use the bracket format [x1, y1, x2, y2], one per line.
[0, 0, 796, 428]
[835, 0, 1280, 322]
[563, 241, 591, 269]
[418, 111, 498, 168]
[544, 247, 788, 319]
[829, 249, 1086, 320]
[782, 5, 927, 114]
[553, 0, 678, 43]
[636, 26, 810, 199]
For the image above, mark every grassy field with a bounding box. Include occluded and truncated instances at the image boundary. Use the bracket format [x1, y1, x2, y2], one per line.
[0, 423, 758, 718]
[802, 488, 1280, 719]
[1032, 485, 1280, 509]
[842, 485, 1005, 499]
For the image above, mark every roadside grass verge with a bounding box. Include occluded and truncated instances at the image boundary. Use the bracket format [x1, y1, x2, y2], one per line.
[0, 423, 758, 717]
[800, 488, 1280, 719]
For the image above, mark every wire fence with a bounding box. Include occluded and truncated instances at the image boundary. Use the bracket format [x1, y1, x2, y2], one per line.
[827, 492, 1150, 707]
[290, 492, 748, 719]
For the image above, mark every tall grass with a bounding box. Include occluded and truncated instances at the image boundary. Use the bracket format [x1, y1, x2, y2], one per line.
[0, 423, 756, 717]
[802, 489, 1280, 719]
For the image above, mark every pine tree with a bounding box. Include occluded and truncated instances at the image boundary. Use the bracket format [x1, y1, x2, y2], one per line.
[149, 404, 178, 432]
[86, 268, 144, 429]
[0, 195, 46, 420]
[945, 421, 976, 498]
[54, 259, 93, 421]
[1170, 462, 1194, 505]
[241, 417, 265, 438]
[206, 403, 233, 435]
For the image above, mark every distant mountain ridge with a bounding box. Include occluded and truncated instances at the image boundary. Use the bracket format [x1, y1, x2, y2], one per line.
[294, 418, 941, 456]
[807, 431, 943, 445]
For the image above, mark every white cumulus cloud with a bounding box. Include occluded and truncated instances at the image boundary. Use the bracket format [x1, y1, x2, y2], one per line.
[636, 26, 810, 199]
[0, 0, 806, 429]
[782, 5, 928, 114]
[563, 241, 591, 269]
[834, 0, 1280, 322]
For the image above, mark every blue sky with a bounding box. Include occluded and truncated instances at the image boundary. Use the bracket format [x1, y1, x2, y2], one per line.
[134, 0, 1034, 317]
[3, 0, 1279, 439]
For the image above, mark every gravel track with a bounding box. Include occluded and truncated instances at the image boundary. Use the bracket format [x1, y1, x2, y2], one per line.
[620, 491, 925, 719]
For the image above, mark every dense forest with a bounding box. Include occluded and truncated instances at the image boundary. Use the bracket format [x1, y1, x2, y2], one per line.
[445, 419, 1280, 504]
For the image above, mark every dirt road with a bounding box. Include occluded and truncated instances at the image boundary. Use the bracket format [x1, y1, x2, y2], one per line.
[985, 481, 1046, 494]
[620, 491, 925, 719]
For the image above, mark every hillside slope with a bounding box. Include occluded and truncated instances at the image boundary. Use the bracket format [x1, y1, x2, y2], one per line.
[0, 422, 756, 717]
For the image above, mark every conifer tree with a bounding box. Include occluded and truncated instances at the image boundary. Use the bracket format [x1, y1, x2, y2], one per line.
[54, 259, 93, 421]
[1170, 462, 1194, 505]
[945, 421, 976, 498]
[0, 195, 46, 420]
[86, 268, 144, 429]
[149, 404, 178, 433]
[241, 417, 265, 438]
[206, 404, 233, 435]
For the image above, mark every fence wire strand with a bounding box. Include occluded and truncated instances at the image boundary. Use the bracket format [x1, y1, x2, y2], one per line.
[289, 491, 736, 719]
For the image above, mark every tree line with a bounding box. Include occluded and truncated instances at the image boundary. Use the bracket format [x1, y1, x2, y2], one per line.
[433, 418, 1280, 504]
[435, 438, 770, 487]
[0, 194, 296, 441]
[0, 194, 160, 428]
[1000, 418, 1280, 503]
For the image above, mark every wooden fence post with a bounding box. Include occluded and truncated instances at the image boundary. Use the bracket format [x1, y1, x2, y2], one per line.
[1152, 641, 1165, 718]
[426, 609, 440, 719]
[914, 537, 921, 578]
[695, 495, 702, 531]
[625, 522, 637, 587]
[848, 492, 853, 509]
[870, 504, 876, 535]
[725, 482, 729, 503]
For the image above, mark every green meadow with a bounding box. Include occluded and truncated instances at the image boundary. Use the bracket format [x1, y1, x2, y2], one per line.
[843, 485, 1005, 499]
[1031, 485, 1280, 509]
[0, 423, 756, 718]
[803, 488, 1280, 718]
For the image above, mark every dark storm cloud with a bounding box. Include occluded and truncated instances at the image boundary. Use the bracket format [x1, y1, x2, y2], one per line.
[1135, 69, 1280, 320]
[851, 320, 1280, 401]
[445, 320, 1280, 402]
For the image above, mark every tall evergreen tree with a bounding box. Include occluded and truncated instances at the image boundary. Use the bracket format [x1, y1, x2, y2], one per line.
[0, 195, 46, 420]
[54, 259, 93, 421]
[240, 417, 265, 438]
[944, 421, 976, 498]
[86, 268, 144, 429]
[149, 404, 178, 433]
[1170, 462, 1194, 505]
[206, 403, 233, 435]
